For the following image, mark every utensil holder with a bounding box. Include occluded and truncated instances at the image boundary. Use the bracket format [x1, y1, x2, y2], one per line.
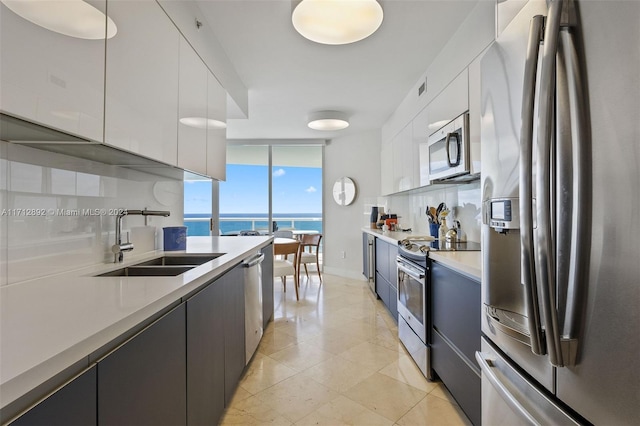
[429, 223, 439, 239]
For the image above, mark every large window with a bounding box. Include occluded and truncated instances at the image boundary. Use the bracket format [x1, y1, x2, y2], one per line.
[183, 172, 212, 236]
[220, 145, 322, 235]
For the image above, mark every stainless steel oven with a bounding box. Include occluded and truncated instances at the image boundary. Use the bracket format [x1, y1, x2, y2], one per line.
[397, 253, 432, 379]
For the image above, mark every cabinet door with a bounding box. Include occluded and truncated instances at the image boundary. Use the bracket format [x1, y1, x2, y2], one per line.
[362, 233, 369, 279]
[387, 242, 398, 289]
[0, 0, 105, 141]
[375, 271, 390, 309]
[426, 69, 469, 131]
[12, 366, 97, 426]
[186, 279, 225, 425]
[380, 137, 394, 195]
[104, 0, 179, 164]
[206, 72, 227, 180]
[178, 37, 208, 175]
[413, 106, 431, 186]
[98, 304, 186, 426]
[261, 244, 274, 328]
[223, 265, 245, 405]
[375, 238, 390, 280]
[468, 53, 483, 175]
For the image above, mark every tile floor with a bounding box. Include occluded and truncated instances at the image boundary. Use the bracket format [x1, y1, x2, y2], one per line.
[219, 273, 471, 426]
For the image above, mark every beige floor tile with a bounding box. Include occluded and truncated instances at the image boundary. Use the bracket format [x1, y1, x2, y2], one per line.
[220, 394, 293, 425]
[301, 355, 376, 392]
[268, 341, 335, 372]
[343, 373, 427, 422]
[258, 327, 300, 356]
[296, 395, 394, 426]
[239, 353, 298, 394]
[303, 329, 367, 355]
[338, 341, 401, 371]
[396, 394, 471, 426]
[367, 326, 406, 353]
[378, 355, 439, 393]
[228, 385, 253, 404]
[428, 383, 460, 405]
[255, 374, 340, 423]
[231, 275, 473, 426]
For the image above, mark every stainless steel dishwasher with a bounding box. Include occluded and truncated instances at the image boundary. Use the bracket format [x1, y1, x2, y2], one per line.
[243, 252, 264, 364]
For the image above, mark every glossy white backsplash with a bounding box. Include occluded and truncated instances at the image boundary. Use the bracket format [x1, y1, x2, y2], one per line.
[0, 141, 185, 285]
[369, 181, 482, 243]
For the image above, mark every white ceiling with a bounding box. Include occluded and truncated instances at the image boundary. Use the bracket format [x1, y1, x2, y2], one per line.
[196, 0, 480, 141]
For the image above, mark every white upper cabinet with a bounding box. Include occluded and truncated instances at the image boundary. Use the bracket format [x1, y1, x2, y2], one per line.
[177, 37, 208, 176]
[0, 0, 106, 141]
[468, 53, 483, 175]
[395, 123, 416, 192]
[380, 136, 394, 196]
[413, 106, 431, 187]
[206, 73, 227, 180]
[104, 0, 179, 164]
[426, 69, 469, 133]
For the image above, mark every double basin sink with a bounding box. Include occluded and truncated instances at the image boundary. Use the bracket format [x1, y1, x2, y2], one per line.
[96, 254, 224, 277]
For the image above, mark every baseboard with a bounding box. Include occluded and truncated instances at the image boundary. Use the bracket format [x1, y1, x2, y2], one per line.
[323, 266, 367, 281]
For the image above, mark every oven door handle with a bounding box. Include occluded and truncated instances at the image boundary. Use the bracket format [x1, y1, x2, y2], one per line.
[397, 260, 425, 281]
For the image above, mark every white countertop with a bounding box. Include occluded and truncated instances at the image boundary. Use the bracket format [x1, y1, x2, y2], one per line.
[0, 236, 272, 413]
[362, 227, 482, 280]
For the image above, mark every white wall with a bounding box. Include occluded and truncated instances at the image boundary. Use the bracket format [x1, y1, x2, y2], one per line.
[0, 141, 184, 285]
[323, 130, 380, 279]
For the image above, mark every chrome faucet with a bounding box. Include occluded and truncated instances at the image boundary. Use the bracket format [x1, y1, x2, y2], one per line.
[112, 209, 170, 263]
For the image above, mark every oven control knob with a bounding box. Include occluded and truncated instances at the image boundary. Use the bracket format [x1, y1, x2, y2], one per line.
[419, 245, 430, 254]
[401, 239, 412, 248]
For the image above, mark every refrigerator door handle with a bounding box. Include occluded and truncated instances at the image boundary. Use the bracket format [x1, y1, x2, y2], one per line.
[556, 7, 588, 367]
[519, 14, 546, 356]
[476, 351, 539, 425]
[535, 0, 565, 367]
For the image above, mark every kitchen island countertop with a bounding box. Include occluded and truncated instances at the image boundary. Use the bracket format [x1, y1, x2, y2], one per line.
[0, 236, 272, 420]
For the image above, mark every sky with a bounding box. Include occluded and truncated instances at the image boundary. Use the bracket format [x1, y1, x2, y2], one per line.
[184, 164, 322, 214]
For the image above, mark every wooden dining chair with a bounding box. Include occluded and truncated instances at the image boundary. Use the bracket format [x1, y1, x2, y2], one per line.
[299, 234, 322, 282]
[273, 240, 300, 300]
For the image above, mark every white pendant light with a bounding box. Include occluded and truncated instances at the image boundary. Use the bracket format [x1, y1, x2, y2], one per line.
[180, 117, 227, 130]
[1, 0, 117, 40]
[292, 0, 383, 45]
[307, 111, 349, 131]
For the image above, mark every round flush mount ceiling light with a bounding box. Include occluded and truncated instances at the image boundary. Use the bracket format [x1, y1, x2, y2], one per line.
[292, 0, 383, 45]
[180, 117, 227, 130]
[307, 111, 349, 131]
[1, 0, 117, 39]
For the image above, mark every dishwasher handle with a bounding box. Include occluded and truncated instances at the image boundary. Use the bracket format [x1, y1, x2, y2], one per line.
[243, 253, 265, 267]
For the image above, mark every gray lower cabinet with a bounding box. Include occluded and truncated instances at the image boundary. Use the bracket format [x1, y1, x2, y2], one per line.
[375, 238, 398, 321]
[11, 365, 97, 426]
[430, 261, 481, 425]
[261, 243, 274, 328]
[186, 262, 248, 423]
[186, 277, 226, 425]
[98, 304, 187, 426]
[223, 265, 245, 405]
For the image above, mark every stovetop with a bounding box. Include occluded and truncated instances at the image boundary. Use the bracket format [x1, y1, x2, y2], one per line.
[398, 238, 481, 267]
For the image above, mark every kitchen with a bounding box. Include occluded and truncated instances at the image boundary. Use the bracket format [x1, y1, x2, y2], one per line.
[1, 0, 639, 425]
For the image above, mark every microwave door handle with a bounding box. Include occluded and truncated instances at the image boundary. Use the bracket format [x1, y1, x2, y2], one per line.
[445, 132, 461, 167]
[519, 14, 546, 356]
[536, 0, 564, 367]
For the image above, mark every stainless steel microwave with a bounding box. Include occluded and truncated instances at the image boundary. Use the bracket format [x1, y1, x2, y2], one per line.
[427, 112, 470, 182]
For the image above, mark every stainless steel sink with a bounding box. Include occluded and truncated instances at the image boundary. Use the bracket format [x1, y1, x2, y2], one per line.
[96, 265, 194, 277]
[133, 254, 224, 267]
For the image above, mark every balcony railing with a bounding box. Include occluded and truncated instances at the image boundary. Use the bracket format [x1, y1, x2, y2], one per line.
[184, 215, 323, 236]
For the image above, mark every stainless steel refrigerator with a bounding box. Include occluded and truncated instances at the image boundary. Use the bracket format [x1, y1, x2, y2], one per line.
[479, 0, 640, 424]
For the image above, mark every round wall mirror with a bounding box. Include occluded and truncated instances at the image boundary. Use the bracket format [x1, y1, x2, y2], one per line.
[332, 177, 357, 206]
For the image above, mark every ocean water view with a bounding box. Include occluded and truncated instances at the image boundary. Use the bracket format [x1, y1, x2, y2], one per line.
[184, 213, 323, 236]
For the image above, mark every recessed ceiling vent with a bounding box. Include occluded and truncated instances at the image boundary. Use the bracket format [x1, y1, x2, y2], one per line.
[418, 78, 427, 97]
